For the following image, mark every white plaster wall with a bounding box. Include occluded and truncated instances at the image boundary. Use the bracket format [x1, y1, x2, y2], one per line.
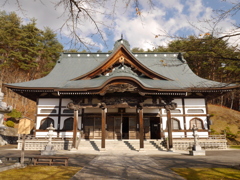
[161, 108, 183, 114]
[37, 108, 58, 114]
[59, 116, 82, 130]
[162, 117, 167, 130]
[185, 116, 208, 130]
[164, 132, 185, 138]
[185, 108, 206, 114]
[38, 98, 59, 106]
[36, 131, 58, 138]
[59, 132, 81, 138]
[184, 98, 205, 107]
[162, 117, 184, 130]
[36, 116, 58, 129]
[61, 108, 82, 114]
[61, 98, 72, 107]
[186, 131, 208, 138]
[171, 116, 184, 130]
[173, 98, 182, 107]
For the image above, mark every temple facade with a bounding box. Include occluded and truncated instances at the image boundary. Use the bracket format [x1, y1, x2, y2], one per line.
[5, 39, 237, 150]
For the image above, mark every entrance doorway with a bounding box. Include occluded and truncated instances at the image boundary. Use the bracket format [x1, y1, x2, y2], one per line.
[122, 117, 129, 139]
[150, 118, 160, 139]
[106, 116, 137, 139]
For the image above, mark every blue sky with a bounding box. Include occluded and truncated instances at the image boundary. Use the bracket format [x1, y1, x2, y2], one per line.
[1, 0, 239, 52]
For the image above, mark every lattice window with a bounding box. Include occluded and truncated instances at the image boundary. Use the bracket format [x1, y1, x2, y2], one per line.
[172, 118, 181, 130]
[187, 109, 204, 113]
[165, 118, 181, 130]
[190, 118, 203, 129]
[63, 118, 73, 130]
[39, 118, 54, 130]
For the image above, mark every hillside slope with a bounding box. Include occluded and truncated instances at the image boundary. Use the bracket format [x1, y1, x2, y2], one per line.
[208, 104, 240, 144]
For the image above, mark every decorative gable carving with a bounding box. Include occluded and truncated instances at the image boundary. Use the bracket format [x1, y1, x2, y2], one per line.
[72, 47, 171, 81]
[108, 64, 138, 77]
[99, 82, 138, 95]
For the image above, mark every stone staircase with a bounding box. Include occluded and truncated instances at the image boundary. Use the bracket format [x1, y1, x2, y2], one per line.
[77, 139, 167, 152]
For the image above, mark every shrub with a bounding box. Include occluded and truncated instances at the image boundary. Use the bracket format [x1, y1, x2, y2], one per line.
[6, 120, 15, 128]
[7, 109, 22, 119]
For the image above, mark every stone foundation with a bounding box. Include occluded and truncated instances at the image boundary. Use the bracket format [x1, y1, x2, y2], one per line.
[17, 139, 72, 150]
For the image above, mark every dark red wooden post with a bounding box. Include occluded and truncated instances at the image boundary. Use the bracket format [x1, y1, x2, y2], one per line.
[166, 110, 173, 149]
[101, 107, 106, 149]
[72, 109, 78, 149]
[138, 106, 144, 150]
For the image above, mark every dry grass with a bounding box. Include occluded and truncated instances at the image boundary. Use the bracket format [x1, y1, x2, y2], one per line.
[0, 166, 82, 180]
[208, 104, 240, 136]
[172, 167, 240, 180]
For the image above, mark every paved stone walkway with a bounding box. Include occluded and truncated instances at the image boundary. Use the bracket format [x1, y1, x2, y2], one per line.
[71, 155, 185, 180]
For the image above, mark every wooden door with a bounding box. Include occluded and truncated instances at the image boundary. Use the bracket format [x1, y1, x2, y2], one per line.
[94, 117, 101, 139]
[129, 117, 137, 139]
[84, 117, 94, 139]
[114, 117, 122, 140]
[150, 117, 160, 139]
[107, 116, 114, 139]
[144, 117, 150, 139]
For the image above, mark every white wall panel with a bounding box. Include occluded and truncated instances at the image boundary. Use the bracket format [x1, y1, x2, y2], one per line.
[59, 132, 81, 138]
[185, 116, 208, 130]
[172, 98, 182, 107]
[36, 131, 57, 138]
[59, 116, 82, 130]
[186, 131, 208, 138]
[171, 116, 184, 130]
[37, 108, 58, 114]
[36, 116, 58, 129]
[184, 98, 205, 106]
[38, 98, 59, 106]
[61, 98, 72, 106]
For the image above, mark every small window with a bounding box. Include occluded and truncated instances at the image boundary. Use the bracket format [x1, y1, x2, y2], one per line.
[172, 119, 181, 130]
[39, 118, 54, 130]
[164, 109, 181, 113]
[63, 118, 73, 131]
[63, 109, 74, 113]
[190, 118, 203, 129]
[187, 109, 204, 113]
[40, 109, 57, 114]
[166, 118, 181, 130]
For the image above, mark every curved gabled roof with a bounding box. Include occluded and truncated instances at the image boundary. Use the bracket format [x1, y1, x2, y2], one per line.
[5, 39, 238, 93]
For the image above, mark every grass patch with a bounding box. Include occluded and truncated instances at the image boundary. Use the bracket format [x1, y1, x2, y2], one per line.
[172, 167, 240, 180]
[229, 145, 240, 149]
[0, 165, 82, 180]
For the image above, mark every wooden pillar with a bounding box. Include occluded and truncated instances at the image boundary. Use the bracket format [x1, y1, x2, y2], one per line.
[101, 107, 106, 149]
[57, 97, 62, 138]
[182, 98, 187, 138]
[138, 107, 144, 150]
[72, 109, 78, 149]
[166, 110, 173, 149]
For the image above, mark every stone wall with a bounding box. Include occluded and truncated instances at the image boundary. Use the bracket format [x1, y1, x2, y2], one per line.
[0, 127, 18, 145]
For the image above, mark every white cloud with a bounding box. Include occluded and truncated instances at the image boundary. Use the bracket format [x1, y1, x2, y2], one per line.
[1, 0, 239, 51]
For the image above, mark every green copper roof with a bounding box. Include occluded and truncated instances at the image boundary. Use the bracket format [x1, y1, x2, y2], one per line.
[6, 39, 237, 92]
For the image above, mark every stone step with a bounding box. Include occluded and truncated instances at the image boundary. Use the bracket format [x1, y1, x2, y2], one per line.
[77, 140, 166, 151]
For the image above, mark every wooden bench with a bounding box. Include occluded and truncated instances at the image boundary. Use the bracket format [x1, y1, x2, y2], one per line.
[33, 156, 69, 166]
